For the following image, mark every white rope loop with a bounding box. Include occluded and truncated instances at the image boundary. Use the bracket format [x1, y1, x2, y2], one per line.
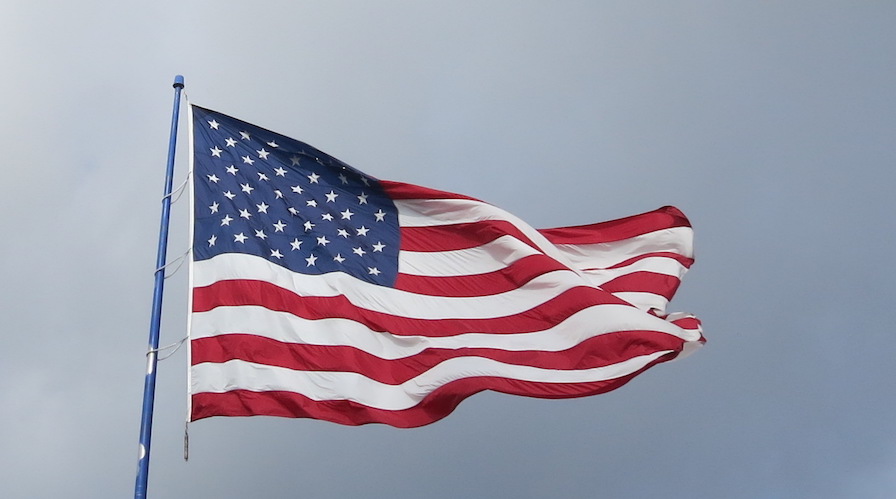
[147, 336, 188, 361]
[163, 171, 192, 204]
[156, 247, 192, 279]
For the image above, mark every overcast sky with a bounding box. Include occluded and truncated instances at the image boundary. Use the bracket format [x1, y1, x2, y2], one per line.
[1, 2, 894, 498]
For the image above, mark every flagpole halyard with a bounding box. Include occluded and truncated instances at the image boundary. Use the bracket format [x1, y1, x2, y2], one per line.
[134, 74, 184, 499]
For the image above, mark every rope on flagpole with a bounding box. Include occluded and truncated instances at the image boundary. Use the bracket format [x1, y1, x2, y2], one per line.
[184, 421, 190, 462]
[156, 247, 192, 279]
[147, 336, 188, 361]
[162, 171, 192, 204]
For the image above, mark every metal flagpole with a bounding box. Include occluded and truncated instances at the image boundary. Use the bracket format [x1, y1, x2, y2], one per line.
[134, 74, 185, 499]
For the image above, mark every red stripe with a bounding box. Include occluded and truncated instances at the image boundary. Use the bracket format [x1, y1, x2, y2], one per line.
[394, 254, 569, 297]
[538, 206, 691, 245]
[191, 330, 686, 384]
[396, 258, 686, 299]
[381, 180, 481, 201]
[596, 271, 682, 300]
[192, 279, 631, 337]
[190, 353, 677, 427]
[400, 221, 540, 252]
[670, 316, 702, 331]
[594, 251, 694, 271]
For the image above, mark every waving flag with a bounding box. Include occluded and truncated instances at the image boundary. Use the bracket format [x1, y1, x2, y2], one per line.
[188, 104, 703, 428]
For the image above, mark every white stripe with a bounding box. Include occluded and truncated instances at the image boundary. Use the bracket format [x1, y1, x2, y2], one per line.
[579, 255, 689, 286]
[554, 227, 694, 270]
[398, 234, 541, 276]
[394, 198, 577, 269]
[191, 350, 673, 411]
[395, 198, 693, 279]
[191, 303, 701, 360]
[193, 253, 591, 319]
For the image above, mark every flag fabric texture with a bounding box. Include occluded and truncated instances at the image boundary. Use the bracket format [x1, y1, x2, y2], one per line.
[188, 104, 704, 428]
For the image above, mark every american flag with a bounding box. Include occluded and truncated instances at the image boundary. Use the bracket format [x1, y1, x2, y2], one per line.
[188, 104, 703, 428]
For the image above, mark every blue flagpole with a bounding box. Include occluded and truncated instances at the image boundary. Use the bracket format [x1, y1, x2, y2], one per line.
[134, 74, 185, 499]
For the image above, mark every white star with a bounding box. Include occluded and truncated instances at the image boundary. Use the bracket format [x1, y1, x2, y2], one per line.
[316, 236, 330, 246]
[340, 209, 354, 220]
[239, 209, 252, 219]
[274, 190, 283, 199]
[274, 167, 288, 177]
[255, 229, 267, 240]
[288, 207, 300, 216]
[210, 146, 222, 157]
[290, 238, 302, 250]
[321, 213, 334, 222]
[225, 137, 237, 147]
[234, 233, 248, 243]
[267, 140, 279, 148]
[308, 172, 320, 184]
[207, 235, 217, 247]
[220, 215, 234, 226]
[290, 155, 301, 166]
[333, 253, 346, 263]
[239, 131, 250, 140]
[305, 254, 318, 266]
[257, 172, 269, 181]
[357, 192, 369, 205]
[241, 183, 254, 194]
[206, 174, 219, 183]
[226, 165, 239, 175]
[209, 202, 219, 214]
[273, 220, 287, 232]
[257, 148, 270, 159]
[338, 173, 349, 184]
[368, 267, 381, 276]
[306, 199, 318, 207]
[270, 249, 283, 259]
[208, 119, 219, 129]
[360, 177, 370, 186]
[325, 191, 338, 203]
[372, 242, 385, 252]
[256, 202, 269, 213]
[337, 228, 350, 238]
[291, 185, 303, 194]
[242, 155, 255, 165]
[356, 226, 370, 236]
[352, 247, 366, 257]
[304, 221, 315, 231]
[374, 210, 386, 222]
[223, 190, 236, 200]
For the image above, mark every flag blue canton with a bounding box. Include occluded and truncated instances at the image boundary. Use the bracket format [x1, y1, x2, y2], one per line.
[191, 106, 400, 286]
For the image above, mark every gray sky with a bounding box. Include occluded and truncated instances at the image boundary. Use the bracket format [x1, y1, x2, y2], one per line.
[1, 2, 894, 498]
